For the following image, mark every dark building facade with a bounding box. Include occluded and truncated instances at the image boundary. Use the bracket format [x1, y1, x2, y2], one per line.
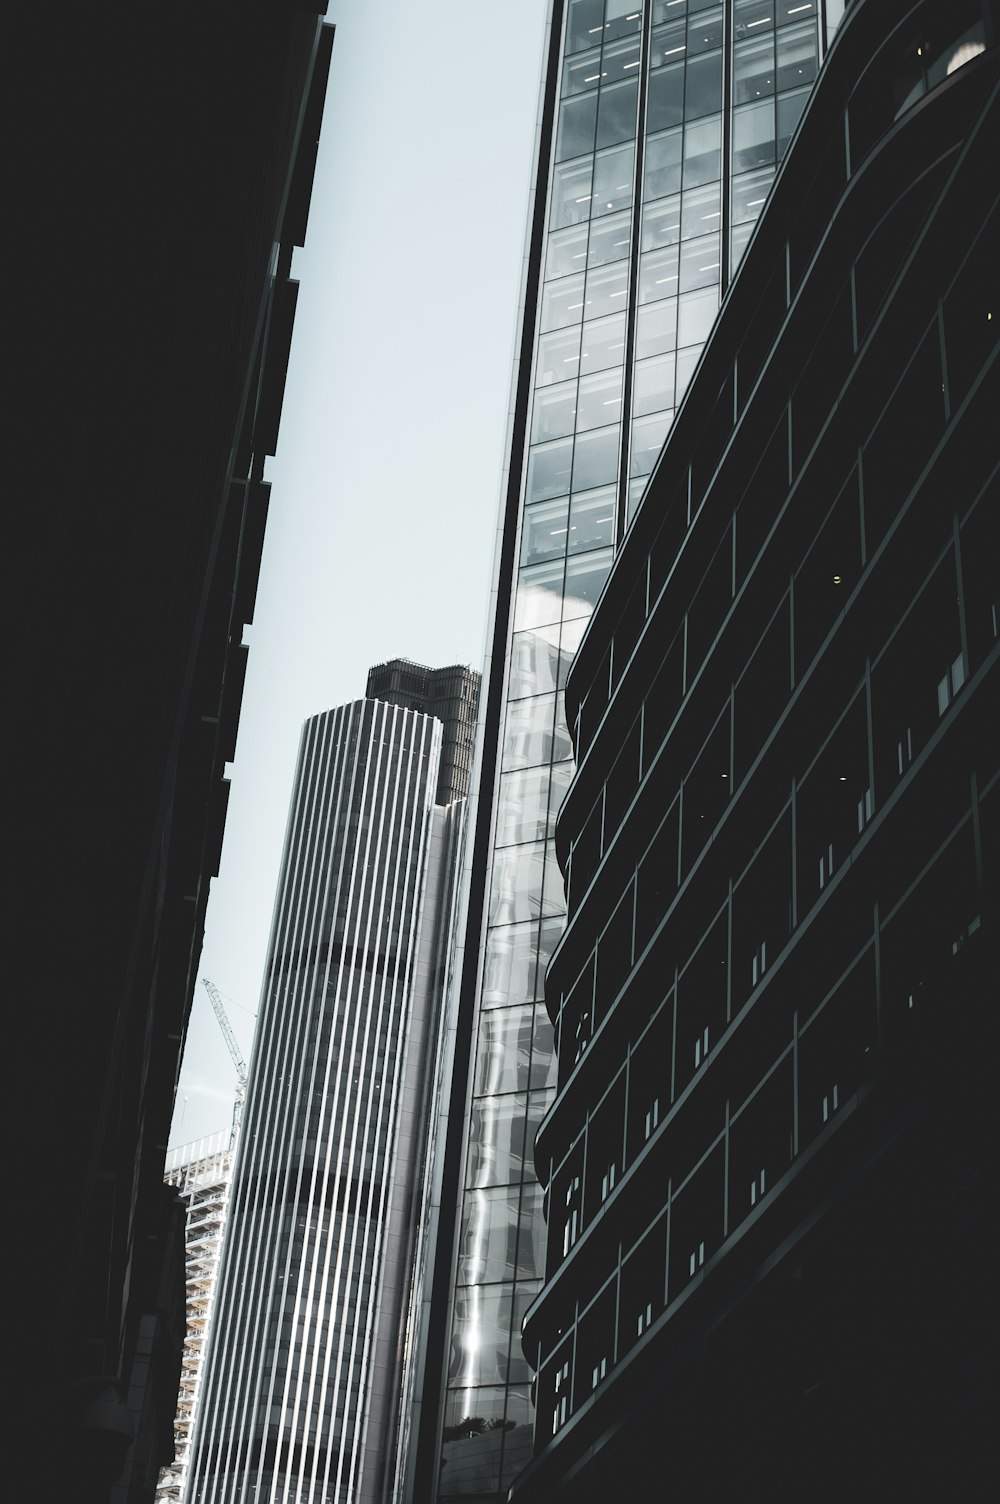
[5, 7, 334, 1501]
[516, 0, 998, 1497]
[187, 668, 479, 1504]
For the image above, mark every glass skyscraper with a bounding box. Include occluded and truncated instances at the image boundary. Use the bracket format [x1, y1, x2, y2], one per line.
[186, 668, 477, 1504]
[422, 3, 845, 1499]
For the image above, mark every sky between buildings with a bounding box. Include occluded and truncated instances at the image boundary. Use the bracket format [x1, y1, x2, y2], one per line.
[170, 1, 550, 1149]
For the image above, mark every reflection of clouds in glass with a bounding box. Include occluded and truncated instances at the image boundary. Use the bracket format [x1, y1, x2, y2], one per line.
[946, 39, 985, 73]
[514, 576, 564, 633]
[482, 924, 537, 1008]
[458, 1187, 521, 1284]
[474, 1008, 533, 1095]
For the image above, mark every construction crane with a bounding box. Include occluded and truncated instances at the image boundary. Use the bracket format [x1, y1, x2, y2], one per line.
[202, 977, 249, 1149]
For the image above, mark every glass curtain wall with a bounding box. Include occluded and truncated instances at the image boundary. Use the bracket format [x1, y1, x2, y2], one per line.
[438, 3, 831, 1497]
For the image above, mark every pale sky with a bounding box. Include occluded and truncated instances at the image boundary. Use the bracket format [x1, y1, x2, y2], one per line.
[171, 2, 550, 1149]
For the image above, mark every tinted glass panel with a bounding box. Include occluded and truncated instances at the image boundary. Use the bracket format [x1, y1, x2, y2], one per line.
[509, 627, 562, 700]
[597, 78, 639, 149]
[457, 1187, 522, 1283]
[645, 127, 683, 201]
[522, 496, 570, 564]
[474, 1005, 535, 1095]
[588, 211, 633, 265]
[540, 272, 587, 332]
[635, 297, 678, 358]
[551, 164, 595, 231]
[557, 91, 598, 161]
[573, 427, 621, 492]
[483, 924, 541, 1009]
[568, 486, 616, 553]
[593, 142, 635, 216]
[584, 261, 630, 321]
[576, 368, 624, 431]
[526, 438, 574, 503]
[514, 560, 564, 632]
[531, 383, 577, 444]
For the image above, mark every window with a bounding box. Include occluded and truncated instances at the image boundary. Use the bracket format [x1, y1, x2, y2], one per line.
[557, 90, 598, 163]
[563, 1175, 581, 1256]
[600, 1160, 617, 1201]
[644, 127, 682, 201]
[593, 142, 635, 216]
[856, 787, 873, 832]
[597, 78, 639, 150]
[688, 1240, 705, 1276]
[551, 1356, 570, 1434]
[733, 97, 775, 172]
[936, 653, 966, 716]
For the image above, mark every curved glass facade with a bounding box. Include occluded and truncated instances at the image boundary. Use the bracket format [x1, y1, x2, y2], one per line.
[515, 0, 998, 1491]
[436, 3, 839, 1499]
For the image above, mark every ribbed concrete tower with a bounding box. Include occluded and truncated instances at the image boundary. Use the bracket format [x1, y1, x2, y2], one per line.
[186, 670, 478, 1504]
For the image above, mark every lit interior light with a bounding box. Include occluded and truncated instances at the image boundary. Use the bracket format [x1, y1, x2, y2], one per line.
[917, 45, 923, 56]
[663, 45, 686, 56]
[702, 211, 721, 219]
[748, 17, 769, 26]
[833, 574, 842, 584]
[988, 312, 993, 321]
[655, 275, 679, 283]
[603, 397, 621, 405]
[788, 3, 813, 12]
[839, 776, 847, 782]
[721, 772, 728, 779]
[624, 61, 641, 70]
[585, 74, 601, 82]
[699, 262, 721, 271]
[614, 238, 630, 245]
[567, 302, 584, 310]
[748, 197, 766, 207]
[575, 194, 593, 203]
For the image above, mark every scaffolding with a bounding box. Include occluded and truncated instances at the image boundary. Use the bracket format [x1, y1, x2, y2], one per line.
[156, 1133, 234, 1503]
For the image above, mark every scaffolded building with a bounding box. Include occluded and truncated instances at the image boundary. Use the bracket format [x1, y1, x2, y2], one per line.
[156, 1137, 235, 1504]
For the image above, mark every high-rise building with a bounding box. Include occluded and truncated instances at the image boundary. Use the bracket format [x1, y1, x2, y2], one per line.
[6, 7, 333, 1500]
[186, 666, 479, 1504]
[157, 1138, 237, 1504]
[408, 4, 846, 1499]
[513, 0, 998, 1496]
